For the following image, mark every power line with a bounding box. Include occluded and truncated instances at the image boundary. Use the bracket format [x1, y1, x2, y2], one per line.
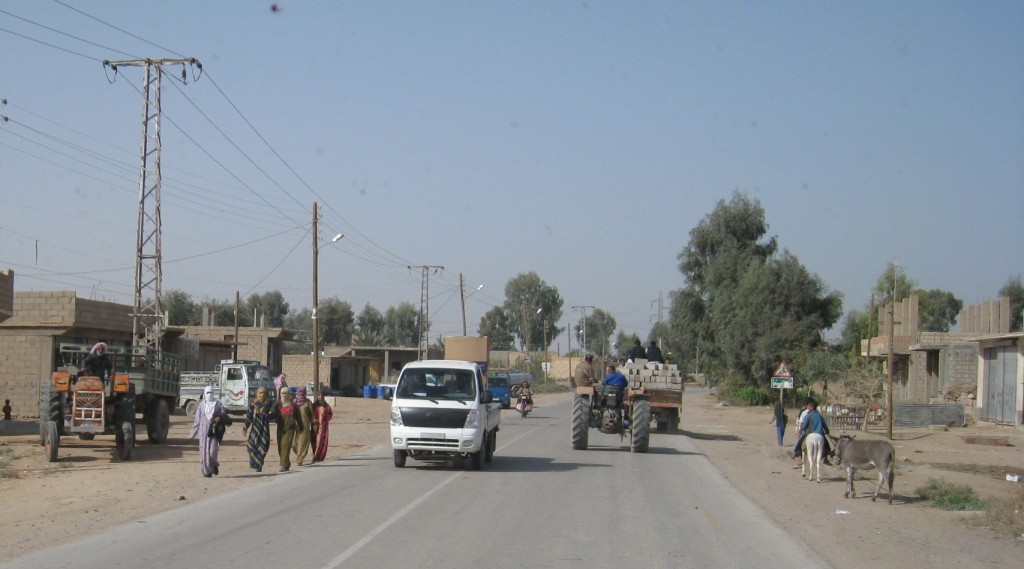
[0, 7, 139, 59]
[50, 0, 187, 58]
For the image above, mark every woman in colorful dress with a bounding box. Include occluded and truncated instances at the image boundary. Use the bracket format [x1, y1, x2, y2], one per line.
[311, 390, 334, 464]
[242, 387, 273, 472]
[189, 386, 229, 477]
[292, 386, 315, 466]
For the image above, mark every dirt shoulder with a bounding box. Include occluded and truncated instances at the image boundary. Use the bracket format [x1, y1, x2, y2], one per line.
[680, 387, 1023, 568]
[1, 390, 1021, 565]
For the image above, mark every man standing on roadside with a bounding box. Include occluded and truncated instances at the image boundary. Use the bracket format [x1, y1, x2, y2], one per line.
[572, 354, 596, 390]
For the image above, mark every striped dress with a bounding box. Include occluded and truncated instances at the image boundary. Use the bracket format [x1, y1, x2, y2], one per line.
[243, 400, 273, 471]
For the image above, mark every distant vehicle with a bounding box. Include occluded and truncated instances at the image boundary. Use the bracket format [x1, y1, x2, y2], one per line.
[487, 375, 512, 408]
[490, 370, 532, 398]
[179, 361, 275, 416]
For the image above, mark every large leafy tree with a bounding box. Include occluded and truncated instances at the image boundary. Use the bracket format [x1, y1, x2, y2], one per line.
[999, 275, 1023, 332]
[872, 265, 917, 306]
[672, 193, 842, 384]
[164, 289, 201, 326]
[478, 307, 516, 350]
[501, 272, 564, 351]
[917, 289, 962, 332]
[318, 297, 354, 346]
[384, 302, 421, 347]
[581, 308, 616, 356]
[246, 291, 290, 328]
[355, 304, 386, 345]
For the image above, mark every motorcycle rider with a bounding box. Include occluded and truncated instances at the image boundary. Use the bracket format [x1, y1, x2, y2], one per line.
[517, 382, 534, 413]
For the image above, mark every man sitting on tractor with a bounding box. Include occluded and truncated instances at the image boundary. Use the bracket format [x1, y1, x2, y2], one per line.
[82, 342, 111, 381]
[602, 364, 628, 402]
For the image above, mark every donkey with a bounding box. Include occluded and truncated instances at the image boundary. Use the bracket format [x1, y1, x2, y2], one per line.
[801, 432, 825, 482]
[833, 434, 895, 504]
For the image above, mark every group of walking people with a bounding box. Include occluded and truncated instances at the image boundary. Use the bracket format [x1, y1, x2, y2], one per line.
[189, 374, 334, 476]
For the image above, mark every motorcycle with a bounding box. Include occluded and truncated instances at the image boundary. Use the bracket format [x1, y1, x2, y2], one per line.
[516, 392, 533, 418]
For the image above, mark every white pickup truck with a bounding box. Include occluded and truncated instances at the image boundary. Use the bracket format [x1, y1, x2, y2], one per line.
[390, 360, 501, 469]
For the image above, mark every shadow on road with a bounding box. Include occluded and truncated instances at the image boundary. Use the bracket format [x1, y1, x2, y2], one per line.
[403, 456, 612, 473]
[677, 428, 741, 442]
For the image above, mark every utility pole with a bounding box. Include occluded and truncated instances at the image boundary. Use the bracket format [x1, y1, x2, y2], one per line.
[409, 264, 444, 360]
[312, 203, 320, 397]
[886, 263, 903, 440]
[233, 291, 240, 361]
[458, 273, 483, 336]
[651, 292, 664, 323]
[105, 57, 201, 350]
[572, 305, 595, 354]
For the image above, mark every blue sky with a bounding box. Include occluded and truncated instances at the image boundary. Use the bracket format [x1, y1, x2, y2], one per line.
[1, 1, 1021, 346]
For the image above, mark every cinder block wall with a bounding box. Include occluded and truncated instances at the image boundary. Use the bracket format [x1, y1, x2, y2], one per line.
[0, 333, 56, 419]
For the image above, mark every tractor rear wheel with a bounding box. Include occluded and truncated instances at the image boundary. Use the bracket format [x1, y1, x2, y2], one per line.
[146, 398, 170, 444]
[630, 399, 651, 453]
[44, 421, 59, 462]
[571, 395, 590, 450]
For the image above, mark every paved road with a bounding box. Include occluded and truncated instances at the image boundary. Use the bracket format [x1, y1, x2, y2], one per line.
[2, 397, 831, 569]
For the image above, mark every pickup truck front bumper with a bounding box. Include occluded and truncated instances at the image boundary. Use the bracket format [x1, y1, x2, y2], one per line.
[391, 426, 484, 454]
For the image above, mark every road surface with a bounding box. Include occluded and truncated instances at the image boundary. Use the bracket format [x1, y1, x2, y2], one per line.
[2, 397, 830, 569]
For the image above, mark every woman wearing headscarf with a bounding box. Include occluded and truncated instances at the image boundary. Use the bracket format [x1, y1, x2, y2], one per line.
[242, 387, 273, 472]
[311, 390, 334, 464]
[188, 386, 229, 477]
[291, 386, 315, 466]
[268, 387, 299, 472]
[273, 373, 288, 396]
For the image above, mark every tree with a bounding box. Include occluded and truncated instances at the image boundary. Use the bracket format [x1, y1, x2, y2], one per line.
[384, 302, 421, 347]
[501, 272, 564, 351]
[203, 299, 237, 326]
[245, 291, 289, 328]
[999, 275, 1023, 332]
[613, 331, 641, 360]
[916, 289, 962, 332]
[837, 309, 870, 361]
[478, 307, 515, 350]
[318, 297, 354, 346]
[670, 193, 842, 385]
[873, 265, 917, 306]
[355, 304, 385, 344]
[164, 289, 201, 326]
[582, 308, 616, 356]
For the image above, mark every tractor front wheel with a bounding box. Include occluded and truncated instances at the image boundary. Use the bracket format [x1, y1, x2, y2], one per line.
[115, 421, 134, 461]
[44, 421, 59, 462]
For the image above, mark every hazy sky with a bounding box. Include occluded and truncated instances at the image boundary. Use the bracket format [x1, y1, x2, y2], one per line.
[1, 1, 1021, 346]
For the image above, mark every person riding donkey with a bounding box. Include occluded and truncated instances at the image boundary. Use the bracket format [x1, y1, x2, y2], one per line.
[788, 399, 833, 466]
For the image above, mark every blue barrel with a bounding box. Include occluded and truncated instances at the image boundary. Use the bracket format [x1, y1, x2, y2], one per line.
[363, 385, 372, 398]
[369, 385, 378, 398]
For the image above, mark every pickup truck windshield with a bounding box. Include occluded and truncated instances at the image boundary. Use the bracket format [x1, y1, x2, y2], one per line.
[396, 368, 477, 401]
[489, 377, 509, 387]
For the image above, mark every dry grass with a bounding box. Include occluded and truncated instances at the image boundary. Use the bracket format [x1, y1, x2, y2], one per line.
[982, 486, 1024, 542]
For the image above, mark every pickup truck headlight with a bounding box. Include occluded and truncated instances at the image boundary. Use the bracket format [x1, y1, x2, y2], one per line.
[390, 407, 403, 426]
[463, 408, 480, 429]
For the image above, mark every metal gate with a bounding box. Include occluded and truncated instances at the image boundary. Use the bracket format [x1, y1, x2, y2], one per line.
[982, 345, 1017, 424]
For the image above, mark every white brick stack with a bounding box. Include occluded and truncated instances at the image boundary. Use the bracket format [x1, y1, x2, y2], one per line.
[620, 359, 683, 391]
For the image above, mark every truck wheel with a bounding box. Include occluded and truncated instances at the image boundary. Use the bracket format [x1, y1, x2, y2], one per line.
[656, 419, 668, 432]
[631, 399, 651, 453]
[571, 396, 590, 450]
[185, 400, 198, 417]
[484, 431, 495, 463]
[393, 450, 407, 468]
[44, 421, 59, 462]
[668, 409, 680, 433]
[115, 421, 134, 461]
[146, 399, 170, 444]
[471, 449, 483, 470]
[511, 384, 523, 398]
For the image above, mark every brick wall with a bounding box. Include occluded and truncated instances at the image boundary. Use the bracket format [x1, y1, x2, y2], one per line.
[0, 332, 56, 419]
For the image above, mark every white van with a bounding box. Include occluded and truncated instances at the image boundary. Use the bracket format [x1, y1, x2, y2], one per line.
[389, 360, 501, 470]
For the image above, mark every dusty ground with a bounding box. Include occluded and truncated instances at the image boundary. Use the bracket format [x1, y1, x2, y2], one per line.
[1, 390, 1022, 566]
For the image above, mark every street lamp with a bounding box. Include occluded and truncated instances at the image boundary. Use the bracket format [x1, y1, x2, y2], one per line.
[312, 200, 343, 398]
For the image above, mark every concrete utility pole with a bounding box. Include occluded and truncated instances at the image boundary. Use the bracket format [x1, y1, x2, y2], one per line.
[104, 58, 201, 351]
[409, 264, 444, 360]
[459, 273, 483, 336]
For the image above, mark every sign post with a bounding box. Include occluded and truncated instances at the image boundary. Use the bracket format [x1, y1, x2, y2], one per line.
[770, 360, 794, 406]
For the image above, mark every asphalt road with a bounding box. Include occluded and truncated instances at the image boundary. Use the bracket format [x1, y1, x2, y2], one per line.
[1, 397, 831, 569]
